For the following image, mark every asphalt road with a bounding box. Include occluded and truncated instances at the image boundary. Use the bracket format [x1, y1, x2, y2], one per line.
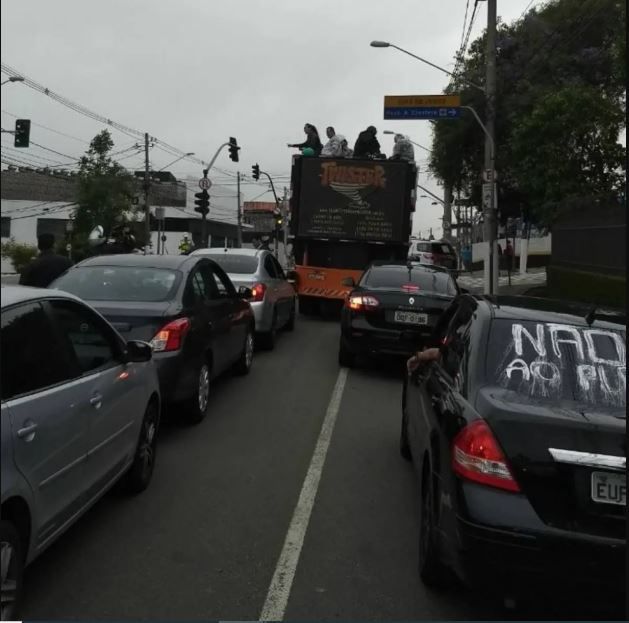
[19, 313, 625, 620]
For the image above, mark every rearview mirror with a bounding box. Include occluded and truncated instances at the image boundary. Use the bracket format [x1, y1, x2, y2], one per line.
[238, 286, 253, 299]
[341, 277, 355, 287]
[125, 340, 152, 363]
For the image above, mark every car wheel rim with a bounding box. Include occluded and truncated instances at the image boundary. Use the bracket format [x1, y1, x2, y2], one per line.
[1, 541, 17, 619]
[138, 411, 157, 478]
[245, 333, 254, 367]
[198, 365, 210, 412]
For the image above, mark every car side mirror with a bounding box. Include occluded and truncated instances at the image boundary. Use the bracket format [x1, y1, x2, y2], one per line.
[238, 286, 253, 299]
[125, 340, 153, 363]
[286, 270, 298, 283]
[341, 277, 355, 287]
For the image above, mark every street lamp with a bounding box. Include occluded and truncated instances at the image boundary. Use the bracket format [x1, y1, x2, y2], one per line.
[158, 152, 194, 172]
[370, 41, 485, 92]
[1, 76, 24, 86]
[383, 130, 431, 154]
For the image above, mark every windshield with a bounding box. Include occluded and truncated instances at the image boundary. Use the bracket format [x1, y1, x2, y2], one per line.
[52, 266, 181, 302]
[488, 319, 626, 409]
[207, 254, 259, 274]
[360, 266, 457, 295]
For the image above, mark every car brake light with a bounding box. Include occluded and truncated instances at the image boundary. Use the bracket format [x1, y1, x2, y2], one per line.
[452, 419, 520, 492]
[401, 283, 420, 293]
[345, 294, 379, 311]
[250, 283, 267, 302]
[150, 317, 191, 352]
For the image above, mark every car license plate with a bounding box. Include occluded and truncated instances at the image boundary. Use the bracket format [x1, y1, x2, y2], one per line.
[394, 311, 428, 325]
[591, 472, 626, 506]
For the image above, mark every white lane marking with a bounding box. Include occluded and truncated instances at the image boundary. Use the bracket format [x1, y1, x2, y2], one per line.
[260, 368, 348, 621]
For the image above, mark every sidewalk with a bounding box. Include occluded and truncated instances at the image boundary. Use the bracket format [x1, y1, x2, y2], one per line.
[457, 266, 547, 295]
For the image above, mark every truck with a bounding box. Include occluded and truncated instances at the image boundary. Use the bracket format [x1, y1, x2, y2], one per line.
[288, 155, 417, 315]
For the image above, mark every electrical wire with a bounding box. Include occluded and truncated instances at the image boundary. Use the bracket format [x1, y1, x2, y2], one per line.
[1, 109, 90, 144]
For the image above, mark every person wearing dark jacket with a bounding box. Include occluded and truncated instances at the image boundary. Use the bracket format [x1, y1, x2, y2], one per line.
[19, 233, 73, 288]
[353, 125, 382, 158]
[288, 123, 323, 156]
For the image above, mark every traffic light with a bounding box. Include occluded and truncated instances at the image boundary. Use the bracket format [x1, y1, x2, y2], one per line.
[252, 163, 260, 181]
[274, 211, 283, 228]
[194, 190, 210, 216]
[228, 137, 240, 163]
[14, 119, 31, 148]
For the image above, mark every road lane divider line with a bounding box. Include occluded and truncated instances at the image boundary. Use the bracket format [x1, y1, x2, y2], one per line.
[260, 368, 348, 621]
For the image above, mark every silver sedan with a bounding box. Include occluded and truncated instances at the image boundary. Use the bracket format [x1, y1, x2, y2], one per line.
[191, 248, 296, 349]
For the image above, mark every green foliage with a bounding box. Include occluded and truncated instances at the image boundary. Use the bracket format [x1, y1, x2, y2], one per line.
[430, 0, 626, 227]
[0, 239, 38, 274]
[71, 130, 139, 256]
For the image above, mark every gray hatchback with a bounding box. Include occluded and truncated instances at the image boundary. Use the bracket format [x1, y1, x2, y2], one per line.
[1, 286, 161, 620]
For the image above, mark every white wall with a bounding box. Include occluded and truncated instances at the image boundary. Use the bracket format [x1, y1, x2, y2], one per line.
[471, 235, 551, 263]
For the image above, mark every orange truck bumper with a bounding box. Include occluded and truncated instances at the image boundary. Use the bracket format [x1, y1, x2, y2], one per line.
[294, 265, 362, 300]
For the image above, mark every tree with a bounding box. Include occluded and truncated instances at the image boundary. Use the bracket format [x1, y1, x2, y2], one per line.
[429, 0, 626, 227]
[71, 130, 138, 258]
[0, 239, 38, 274]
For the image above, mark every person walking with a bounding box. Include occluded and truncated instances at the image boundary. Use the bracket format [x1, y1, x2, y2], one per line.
[19, 233, 73, 288]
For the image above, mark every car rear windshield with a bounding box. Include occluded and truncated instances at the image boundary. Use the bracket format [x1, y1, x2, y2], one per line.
[487, 319, 626, 409]
[415, 242, 454, 255]
[52, 266, 181, 302]
[360, 266, 457, 295]
[208, 255, 258, 274]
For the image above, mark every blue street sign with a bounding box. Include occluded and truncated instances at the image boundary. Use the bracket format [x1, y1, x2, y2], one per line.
[384, 107, 460, 120]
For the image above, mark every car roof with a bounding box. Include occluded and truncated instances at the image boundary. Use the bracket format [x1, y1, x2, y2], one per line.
[72, 253, 197, 270]
[367, 261, 450, 274]
[1, 285, 82, 309]
[473, 295, 625, 329]
[192, 247, 264, 258]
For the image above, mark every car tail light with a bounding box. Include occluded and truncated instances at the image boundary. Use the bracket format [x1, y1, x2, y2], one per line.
[423, 253, 435, 261]
[250, 283, 267, 302]
[151, 317, 191, 352]
[345, 294, 380, 311]
[452, 419, 520, 492]
[401, 283, 420, 293]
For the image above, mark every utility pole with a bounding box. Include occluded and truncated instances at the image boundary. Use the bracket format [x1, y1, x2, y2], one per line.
[143, 132, 151, 254]
[482, 0, 498, 294]
[237, 171, 243, 248]
[282, 186, 289, 267]
[443, 183, 453, 241]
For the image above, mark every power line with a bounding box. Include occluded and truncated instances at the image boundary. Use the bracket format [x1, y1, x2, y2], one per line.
[1, 109, 89, 144]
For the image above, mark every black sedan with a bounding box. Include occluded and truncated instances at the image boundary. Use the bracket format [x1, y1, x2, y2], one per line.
[402, 294, 626, 602]
[339, 262, 460, 367]
[51, 254, 255, 424]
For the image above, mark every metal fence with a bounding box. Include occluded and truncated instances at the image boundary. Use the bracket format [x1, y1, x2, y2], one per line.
[551, 203, 625, 276]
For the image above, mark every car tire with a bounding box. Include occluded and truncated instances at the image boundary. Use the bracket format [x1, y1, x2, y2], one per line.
[284, 300, 296, 332]
[123, 399, 159, 494]
[338, 339, 355, 368]
[258, 311, 277, 350]
[0, 520, 24, 622]
[400, 403, 412, 461]
[234, 329, 254, 376]
[418, 465, 449, 588]
[184, 360, 211, 425]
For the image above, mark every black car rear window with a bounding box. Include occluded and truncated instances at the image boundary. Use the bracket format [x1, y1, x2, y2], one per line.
[432, 243, 454, 255]
[488, 319, 626, 409]
[207, 255, 258, 274]
[360, 266, 457, 295]
[52, 266, 181, 302]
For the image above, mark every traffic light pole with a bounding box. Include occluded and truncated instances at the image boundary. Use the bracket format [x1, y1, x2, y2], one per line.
[259, 170, 281, 258]
[143, 132, 151, 255]
[237, 171, 243, 248]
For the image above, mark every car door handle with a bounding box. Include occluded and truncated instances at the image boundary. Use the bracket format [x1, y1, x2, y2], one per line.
[17, 422, 38, 439]
[90, 393, 103, 410]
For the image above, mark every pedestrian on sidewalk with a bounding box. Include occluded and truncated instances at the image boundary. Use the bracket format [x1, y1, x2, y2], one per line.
[505, 240, 514, 273]
[19, 233, 73, 288]
[461, 245, 472, 274]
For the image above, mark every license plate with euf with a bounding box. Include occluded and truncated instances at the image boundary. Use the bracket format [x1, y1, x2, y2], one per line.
[591, 471, 626, 506]
[394, 311, 428, 325]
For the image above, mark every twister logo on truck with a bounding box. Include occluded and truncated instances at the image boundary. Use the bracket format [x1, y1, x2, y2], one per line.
[295, 158, 414, 242]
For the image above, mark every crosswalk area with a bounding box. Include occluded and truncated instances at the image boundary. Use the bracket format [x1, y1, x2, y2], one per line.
[456, 268, 547, 291]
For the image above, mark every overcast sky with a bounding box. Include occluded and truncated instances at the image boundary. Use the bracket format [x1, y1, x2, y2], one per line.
[2, 0, 539, 235]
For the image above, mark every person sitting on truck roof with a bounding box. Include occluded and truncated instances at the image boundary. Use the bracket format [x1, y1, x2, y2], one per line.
[321, 126, 344, 157]
[353, 126, 383, 159]
[340, 136, 353, 158]
[287, 123, 323, 156]
[389, 134, 415, 162]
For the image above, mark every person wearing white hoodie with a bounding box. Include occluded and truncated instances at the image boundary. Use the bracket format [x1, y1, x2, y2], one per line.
[321, 126, 344, 157]
[390, 133, 415, 162]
